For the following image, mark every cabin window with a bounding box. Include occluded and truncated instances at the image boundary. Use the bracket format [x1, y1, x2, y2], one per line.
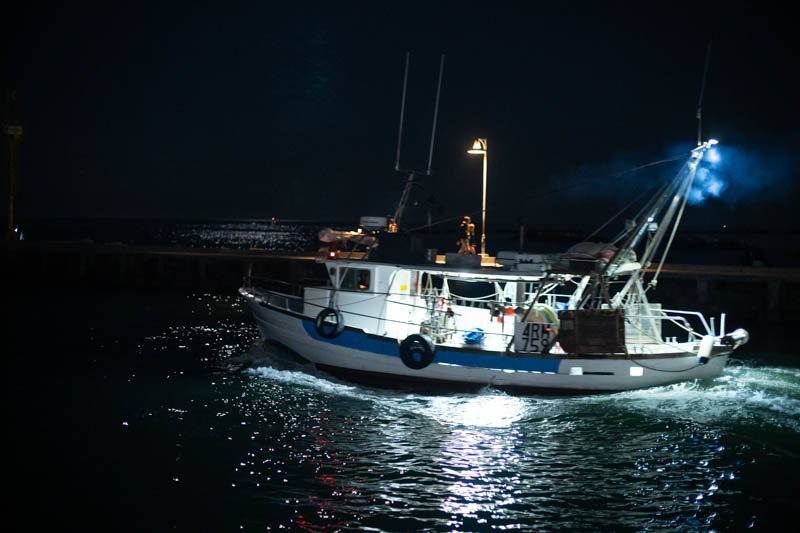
[340, 268, 371, 291]
[447, 279, 497, 308]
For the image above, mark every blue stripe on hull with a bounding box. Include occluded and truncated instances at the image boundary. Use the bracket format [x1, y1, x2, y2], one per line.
[301, 321, 397, 356]
[301, 321, 561, 373]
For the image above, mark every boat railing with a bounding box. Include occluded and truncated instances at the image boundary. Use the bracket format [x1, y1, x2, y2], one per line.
[659, 309, 713, 338]
[254, 282, 718, 352]
[247, 279, 712, 348]
[246, 274, 330, 294]
[250, 283, 517, 346]
[268, 292, 305, 314]
[247, 284, 305, 314]
[623, 311, 700, 344]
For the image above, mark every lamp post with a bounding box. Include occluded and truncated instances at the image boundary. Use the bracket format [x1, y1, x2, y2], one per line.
[467, 138, 487, 256]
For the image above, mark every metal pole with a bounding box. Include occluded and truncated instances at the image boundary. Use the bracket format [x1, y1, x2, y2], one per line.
[8, 135, 15, 236]
[395, 52, 410, 171]
[696, 40, 712, 146]
[481, 143, 487, 256]
[426, 54, 444, 175]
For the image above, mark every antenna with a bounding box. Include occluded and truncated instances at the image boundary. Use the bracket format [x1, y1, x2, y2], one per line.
[426, 54, 445, 175]
[394, 52, 410, 171]
[696, 40, 712, 145]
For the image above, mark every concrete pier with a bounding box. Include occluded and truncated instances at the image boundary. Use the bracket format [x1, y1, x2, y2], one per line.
[4, 241, 799, 323]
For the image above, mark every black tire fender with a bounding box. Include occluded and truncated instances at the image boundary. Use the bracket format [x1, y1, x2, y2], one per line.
[315, 308, 344, 339]
[399, 334, 435, 370]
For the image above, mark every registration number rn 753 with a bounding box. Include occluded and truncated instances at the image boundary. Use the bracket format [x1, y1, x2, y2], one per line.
[514, 322, 556, 353]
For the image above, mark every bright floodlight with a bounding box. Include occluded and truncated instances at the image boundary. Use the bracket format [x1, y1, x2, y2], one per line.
[708, 138, 719, 145]
[468, 139, 486, 154]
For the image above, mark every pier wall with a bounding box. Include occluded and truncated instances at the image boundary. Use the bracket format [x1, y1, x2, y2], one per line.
[3, 242, 324, 290]
[4, 242, 798, 324]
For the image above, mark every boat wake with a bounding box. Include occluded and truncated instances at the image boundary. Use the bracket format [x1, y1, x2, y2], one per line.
[597, 362, 800, 432]
[241, 342, 799, 433]
[239, 341, 533, 427]
[245, 365, 364, 398]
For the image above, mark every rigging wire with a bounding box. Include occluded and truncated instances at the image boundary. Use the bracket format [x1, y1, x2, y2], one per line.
[585, 156, 686, 244]
[582, 187, 651, 243]
[403, 155, 684, 234]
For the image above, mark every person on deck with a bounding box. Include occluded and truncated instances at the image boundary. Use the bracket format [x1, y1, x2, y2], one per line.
[458, 216, 476, 254]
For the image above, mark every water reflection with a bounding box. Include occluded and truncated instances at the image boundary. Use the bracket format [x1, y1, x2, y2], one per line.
[439, 426, 523, 526]
[427, 394, 529, 428]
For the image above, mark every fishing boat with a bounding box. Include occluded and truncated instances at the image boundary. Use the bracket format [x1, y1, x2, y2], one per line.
[239, 140, 749, 393]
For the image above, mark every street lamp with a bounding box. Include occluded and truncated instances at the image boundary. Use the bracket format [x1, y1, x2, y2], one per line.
[467, 137, 487, 256]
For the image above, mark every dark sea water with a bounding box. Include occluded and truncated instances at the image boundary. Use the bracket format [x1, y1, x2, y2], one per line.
[6, 221, 800, 531]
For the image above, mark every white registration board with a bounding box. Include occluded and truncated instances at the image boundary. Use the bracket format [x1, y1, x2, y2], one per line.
[514, 322, 556, 354]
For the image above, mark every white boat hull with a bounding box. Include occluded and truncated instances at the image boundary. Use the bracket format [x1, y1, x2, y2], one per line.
[243, 294, 730, 393]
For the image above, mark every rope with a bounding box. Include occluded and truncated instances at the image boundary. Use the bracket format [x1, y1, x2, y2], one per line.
[447, 291, 498, 303]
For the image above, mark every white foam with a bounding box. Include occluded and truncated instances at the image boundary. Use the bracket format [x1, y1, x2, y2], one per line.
[244, 364, 529, 428]
[243, 360, 800, 432]
[596, 365, 800, 431]
[245, 366, 362, 399]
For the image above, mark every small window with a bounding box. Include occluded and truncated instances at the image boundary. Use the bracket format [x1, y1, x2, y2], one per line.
[341, 268, 371, 291]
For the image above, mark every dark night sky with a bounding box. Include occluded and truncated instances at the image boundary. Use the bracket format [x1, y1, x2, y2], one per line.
[3, 1, 799, 232]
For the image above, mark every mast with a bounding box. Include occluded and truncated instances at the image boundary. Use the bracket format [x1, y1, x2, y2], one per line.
[394, 52, 410, 172]
[696, 41, 712, 146]
[392, 53, 445, 227]
[426, 54, 445, 175]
